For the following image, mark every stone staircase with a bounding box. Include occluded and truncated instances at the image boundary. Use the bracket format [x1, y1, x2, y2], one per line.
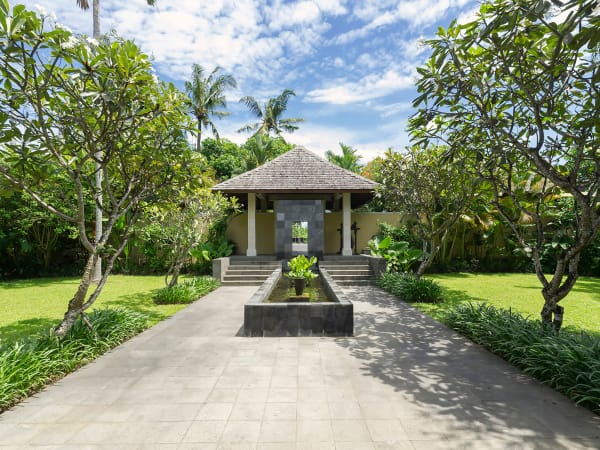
[319, 255, 376, 286]
[221, 258, 281, 286]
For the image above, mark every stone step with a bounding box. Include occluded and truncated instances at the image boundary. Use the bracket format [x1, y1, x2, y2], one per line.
[320, 262, 370, 267]
[325, 269, 373, 276]
[336, 279, 376, 286]
[226, 264, 281, 270]
[223, 274, 273, 282]
[328, 275, 374, 282]
[226, 269, 278, 275]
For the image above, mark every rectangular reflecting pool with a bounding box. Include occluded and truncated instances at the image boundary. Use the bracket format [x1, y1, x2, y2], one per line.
[243, 266, 353, 337]
[266, 276, 335, 303]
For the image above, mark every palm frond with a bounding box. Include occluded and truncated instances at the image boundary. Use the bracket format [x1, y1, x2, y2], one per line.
[239, 96, 263, 119]
[76, 0, 90, 10]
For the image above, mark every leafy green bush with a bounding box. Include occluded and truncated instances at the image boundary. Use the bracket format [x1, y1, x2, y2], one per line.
[0, 308, 147, 412]
[154, 276, 219, 304]
[378, 272, 443, 303]
[444, 303, 600, 413]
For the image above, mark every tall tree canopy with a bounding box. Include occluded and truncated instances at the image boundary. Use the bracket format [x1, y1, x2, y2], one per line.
[325, 143, 364, 173]
[238, 89, 304, 136]
[409, 0, 600, 328]
[185, 64, 237, 152]
[0, 3, 198, 335]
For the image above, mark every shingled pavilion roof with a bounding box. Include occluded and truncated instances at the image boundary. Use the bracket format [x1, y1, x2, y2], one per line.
[212, 146, 378, 208]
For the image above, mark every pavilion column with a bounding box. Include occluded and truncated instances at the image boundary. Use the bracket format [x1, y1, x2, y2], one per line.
[247, 193, 257, 256]
[342, 192, 352, 256]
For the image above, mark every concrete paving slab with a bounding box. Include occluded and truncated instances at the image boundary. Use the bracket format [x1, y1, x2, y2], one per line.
[0, 285, 599, 449]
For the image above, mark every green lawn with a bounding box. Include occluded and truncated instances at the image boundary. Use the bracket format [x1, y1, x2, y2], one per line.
[0, 275, 189, 346]
[416, 273, 600, 336]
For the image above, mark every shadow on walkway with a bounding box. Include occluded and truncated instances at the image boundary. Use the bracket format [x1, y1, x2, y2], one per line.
[338, 286, 600, 449]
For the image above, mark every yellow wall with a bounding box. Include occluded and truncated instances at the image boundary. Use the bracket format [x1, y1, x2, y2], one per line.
[324, 212, 403, 254]
[227, 212, 275, 255]
[227, 211, 402, 255]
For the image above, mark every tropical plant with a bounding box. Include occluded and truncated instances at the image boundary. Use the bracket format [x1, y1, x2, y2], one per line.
[378, 272, 443, 303]
[325, 143, 364, 173]
[242, 134, 292, 170]
[153, 276, 219, 304]
[368, 236, 423, 273]
[185, 64, 237, 152]
[285, 254, 317, 280]
[409, 0, 600, 328]
[0, 4, 198, 336]
[238, 89, 304, 136]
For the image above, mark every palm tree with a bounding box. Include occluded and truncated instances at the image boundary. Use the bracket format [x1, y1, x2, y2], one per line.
[184, 64, 237, 152]
[325, 143, 363, 173]
[238, 89, 304, 136]
[76, 0, 156, 38]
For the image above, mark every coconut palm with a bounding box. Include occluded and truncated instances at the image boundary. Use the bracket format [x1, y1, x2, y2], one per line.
[77, 0, 156, 38]
[325, 143, 363, 173]
[185, 64, 237, 152]
[238, 89, 304, 136]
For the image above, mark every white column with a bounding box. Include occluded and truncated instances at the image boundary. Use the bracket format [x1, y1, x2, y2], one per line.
[247, 193, 257, 256]
[342, 192, 352, 256]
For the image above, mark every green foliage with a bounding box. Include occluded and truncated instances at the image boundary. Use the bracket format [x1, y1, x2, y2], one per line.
[153, 276, 219, 304]
[285, 254, 317, 280]
[444, 303, 600, 413]
[378, 272, 443, 303]
[200, 138, 247, 181]
[325, 143, 364, 173]
[0, 308, 147, 412]
[238, 89, 304, 136]
[292, 222, 308, 240]
[369, 236, 423, 273]
[190, 235, 235, 274]
[242, 134, 292, 170]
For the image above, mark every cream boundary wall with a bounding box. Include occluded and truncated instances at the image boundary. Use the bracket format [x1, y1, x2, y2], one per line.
[227, 211, 402, 256]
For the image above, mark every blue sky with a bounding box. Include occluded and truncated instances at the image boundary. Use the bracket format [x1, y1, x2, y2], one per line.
[22, 0, 478, 161]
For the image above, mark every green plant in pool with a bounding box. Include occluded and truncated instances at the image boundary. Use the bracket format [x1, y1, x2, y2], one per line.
[285, 255, 317, 296]
[285, 255, 317, 280]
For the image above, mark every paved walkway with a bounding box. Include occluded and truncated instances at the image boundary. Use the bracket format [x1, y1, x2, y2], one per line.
[1, 286, 599, 449]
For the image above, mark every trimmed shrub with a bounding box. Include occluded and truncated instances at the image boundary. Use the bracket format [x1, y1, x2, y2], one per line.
[377, 272, 443, 303]
[444, 303, 600, 413]
[0, 308, 147, 412]
[154, 276, 220, 304]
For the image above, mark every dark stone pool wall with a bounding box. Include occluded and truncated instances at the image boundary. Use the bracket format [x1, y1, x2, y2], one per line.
[243, 266, 353, 337]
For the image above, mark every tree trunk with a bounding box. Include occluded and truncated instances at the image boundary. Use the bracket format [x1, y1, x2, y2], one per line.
[196, 120, 202, 152]
[92, 0, 100, 38]
[54, 253, 97, 337]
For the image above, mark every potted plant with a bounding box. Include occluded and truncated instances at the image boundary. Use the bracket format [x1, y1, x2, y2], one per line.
[285, 254, 317, 296]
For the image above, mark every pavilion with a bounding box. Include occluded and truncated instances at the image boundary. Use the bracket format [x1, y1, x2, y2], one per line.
[213, 146, 390, 260]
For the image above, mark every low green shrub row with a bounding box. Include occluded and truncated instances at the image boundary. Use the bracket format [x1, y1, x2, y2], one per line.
[377, 272, 443, 303]
[0, 308, 147, 412]
[444, 303, 600, 413]
[153, 276, 220, 304]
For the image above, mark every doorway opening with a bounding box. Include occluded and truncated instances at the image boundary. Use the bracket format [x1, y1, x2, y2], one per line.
[292, 221, 308, 255]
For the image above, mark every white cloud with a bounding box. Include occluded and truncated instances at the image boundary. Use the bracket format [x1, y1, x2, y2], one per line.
[305, 69, 415, 104]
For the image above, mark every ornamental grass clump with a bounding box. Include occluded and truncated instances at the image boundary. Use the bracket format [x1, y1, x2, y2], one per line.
[0, 308, 147, 412]
[377, 272, 443, 303]
[444, 303, 600, 413]
[153, 276, 219, 304]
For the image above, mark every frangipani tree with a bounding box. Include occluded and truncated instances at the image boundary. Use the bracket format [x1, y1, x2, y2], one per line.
[409, 0, 600, 328]
[0, 2, 198, 336]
